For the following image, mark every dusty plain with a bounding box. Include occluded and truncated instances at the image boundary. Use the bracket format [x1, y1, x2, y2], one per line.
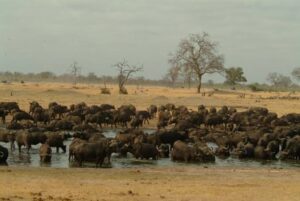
[0, 82, 300, 201]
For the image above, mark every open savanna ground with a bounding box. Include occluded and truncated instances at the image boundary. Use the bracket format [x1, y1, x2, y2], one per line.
[0, 82, 300, 201]
[0, 82, 300, 116]
[0, 166, 300, 201]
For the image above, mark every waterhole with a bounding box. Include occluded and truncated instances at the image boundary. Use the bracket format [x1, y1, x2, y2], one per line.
[1, 129, 299, 169]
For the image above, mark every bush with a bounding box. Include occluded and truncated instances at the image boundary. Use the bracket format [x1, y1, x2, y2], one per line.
[119, 87, 128, 94]
[248, 83, 264, 92]
[100, 88, 111, 94]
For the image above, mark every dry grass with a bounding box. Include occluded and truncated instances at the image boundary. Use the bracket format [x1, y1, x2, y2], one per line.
[1, 82, 300, 116]
[0, 166, 300, 201]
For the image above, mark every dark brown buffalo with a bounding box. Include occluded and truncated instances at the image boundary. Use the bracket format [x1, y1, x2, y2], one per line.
[280, 136, 300, 160]
[130, 116, 143, 128]
[0, 108, 9, 123]
[0, 145, 8, 163]
[29, 101, 42, 115]
[49, 104, 69, 119]
[73, 124, 98, 132]
[64, 115, 82, 125]
[214, 146, 230, 158]
[100, 104, 115, 111]
[147, 105, 157, 118]
[158, 144, 169, 158]
[39, 143, 52, 162]
[69, 138, 86, 161]
[16, 131, 47, 153]
[232, 142, 255, 159]
[196, 143, 215, 162]
[47, 119, 74, 131]
[157, 111, 171, 128]
[204, 113, 224, 128]
[6, 122, 24, 130]
[73, 140, 111, 167]
[45, 132, 66, 153]
[136, 110, 151, 124]
[88, 133, 106, 142]
[0, 129, 15, 150]
[33, 109, 50, 125]
[146, 134, 160, 145]
[115, 132, 134, 145]
[0, 102, 20, 113]
[254, 145, 269, 160]
[113, 110, 131, 128]
[157, 130, 188, 147]
[131, 142, 159, 160]
[11, 111, 33, 123]
[171, 140, 198, 162]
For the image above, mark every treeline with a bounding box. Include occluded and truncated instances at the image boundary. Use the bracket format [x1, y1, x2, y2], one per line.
[0, 71, 170, 86]
[0, 71, 299, 92]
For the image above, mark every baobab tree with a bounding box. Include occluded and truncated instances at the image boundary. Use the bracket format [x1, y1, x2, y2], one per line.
[113, 60, 143, 94]
[169, 32, 224, 93]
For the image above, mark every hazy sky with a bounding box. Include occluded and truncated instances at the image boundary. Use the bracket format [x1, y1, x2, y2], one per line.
[1, 0, 299, 83]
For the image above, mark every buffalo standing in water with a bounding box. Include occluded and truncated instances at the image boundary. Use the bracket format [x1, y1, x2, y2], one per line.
[39, 144, 52, 163]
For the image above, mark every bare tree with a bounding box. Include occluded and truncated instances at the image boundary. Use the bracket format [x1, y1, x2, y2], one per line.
[114, 60, 143, 94]
[292, 67, 300, 82]
[181, 64, 194, 88]
[169, 32, 224, 93]
[164, 65, 180, 87]
[70, 61, 81, 85]
[267, 72, 292, 88]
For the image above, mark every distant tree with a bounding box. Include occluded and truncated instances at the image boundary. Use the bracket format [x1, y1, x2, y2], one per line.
[135, 76, 146, 86]
[70, 62, 81, 85]
[248, 83, 264, 92]
[13, 72, 24, 81]
[113, 59, 143, 94]
[164, 65, 181, 87]
[37, 71, 56, 80]
[291, 67, 300, 82]
[207, 79, 214, 86]
[266, 72, 292, 88]
[3, 71, 13, 81]
[169, 32, 224, 93]
[87, 72, 98, 82]
[224, 67, 247, 85]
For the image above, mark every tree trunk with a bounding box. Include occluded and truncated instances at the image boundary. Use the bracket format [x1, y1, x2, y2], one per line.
[187, 76, 191, 89]
[118, 81, 123, 93]
[197, 76, 202, 93]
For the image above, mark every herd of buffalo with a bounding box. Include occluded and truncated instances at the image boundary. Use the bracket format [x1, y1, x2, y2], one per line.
[0, 101, 300, 167]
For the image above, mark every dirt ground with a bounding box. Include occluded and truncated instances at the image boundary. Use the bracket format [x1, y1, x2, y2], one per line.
[0, 82, 299, 116]
[0, 82, 300, 201]
[0, 166, 300, 201]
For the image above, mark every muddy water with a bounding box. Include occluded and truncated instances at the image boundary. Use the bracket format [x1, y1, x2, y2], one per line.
[1, 129, 299, 169]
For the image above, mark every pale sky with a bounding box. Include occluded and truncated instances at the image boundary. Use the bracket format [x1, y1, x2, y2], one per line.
[0, 0, 299, 83]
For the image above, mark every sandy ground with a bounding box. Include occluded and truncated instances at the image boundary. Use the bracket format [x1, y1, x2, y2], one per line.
[0, 166, 300, 201]
[1, 82, 300, 201]
[0, 82, 299, 116]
